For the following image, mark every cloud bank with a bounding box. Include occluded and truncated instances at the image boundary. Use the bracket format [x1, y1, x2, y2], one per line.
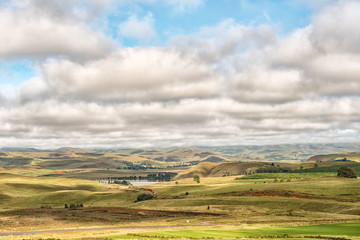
[1, 0, 360, 148]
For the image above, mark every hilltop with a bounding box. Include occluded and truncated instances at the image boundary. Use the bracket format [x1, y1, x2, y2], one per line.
[308, 151, 360, 162]
[1, 143, 359, 170]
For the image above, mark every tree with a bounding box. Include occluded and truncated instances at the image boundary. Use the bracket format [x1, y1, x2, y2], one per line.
[314, 163, 319, 168]
[337, 166, 357, 178]
[193, 175, 200, 183]
[64, 204, 68, 209]
[136, 193, 154, 202]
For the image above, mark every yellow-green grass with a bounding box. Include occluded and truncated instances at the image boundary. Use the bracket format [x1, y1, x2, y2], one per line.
[309, 152, 360, 162]
[0, 173, 360, 235]
[241, 172, 337, 179]
[116, 222, 360, 239]
[0, 172, 174, 210]
[175, 161, 355, 180]
[0, 166, 55, 176]
[153, 176, 360, 199]
[1, 223, 359, 240]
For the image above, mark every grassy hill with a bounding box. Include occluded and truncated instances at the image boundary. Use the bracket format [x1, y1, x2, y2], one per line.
[308, 151, 360, 162]
[0, 148, 230, 170]
[0, 171, 359, 239]
[175, 162, 270, 179]
[1, 143, 360, 171]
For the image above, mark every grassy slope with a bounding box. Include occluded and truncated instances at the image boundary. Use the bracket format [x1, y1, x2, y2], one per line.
[2, 143, 360, 170]
[0, 148, 229, 170]
[0, 173, 359, 239]
[309, 151, 360, 162]
[175, 162, 270, 179]
[0, 173, 114, 208]
[128, 222, 360, 239]
[175, 161, 356, 180]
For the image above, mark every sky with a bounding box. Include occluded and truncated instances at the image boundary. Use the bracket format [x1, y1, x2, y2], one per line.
[0, 0, 360, 149]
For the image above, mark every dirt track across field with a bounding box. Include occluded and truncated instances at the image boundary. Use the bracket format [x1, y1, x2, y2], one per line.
[0, 223, 216, 237]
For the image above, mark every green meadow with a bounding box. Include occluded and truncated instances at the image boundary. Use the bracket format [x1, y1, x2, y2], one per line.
[117, 222, 360, 239]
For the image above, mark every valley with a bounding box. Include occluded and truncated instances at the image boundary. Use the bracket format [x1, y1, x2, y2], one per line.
[0, 145, 359, 239]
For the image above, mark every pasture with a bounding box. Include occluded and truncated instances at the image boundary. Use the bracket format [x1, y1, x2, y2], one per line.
[0, 171, 359, 239]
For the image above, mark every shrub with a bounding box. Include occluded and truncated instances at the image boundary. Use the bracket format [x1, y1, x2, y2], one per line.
[114, 180, 130, 185]
[136, 193, 154, 202]
[68, 203, 84, 209]
[256, 166, 291, 173]
[337, 166, 358, 178]
[193, 175, 200, 183]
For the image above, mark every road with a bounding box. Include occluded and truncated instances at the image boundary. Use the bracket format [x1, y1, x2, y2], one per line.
[0, 223, 216, 237]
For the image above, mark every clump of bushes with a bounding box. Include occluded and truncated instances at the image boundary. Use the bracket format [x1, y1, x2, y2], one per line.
[193, 175, 200, 183]
[136, 193, 154, 202]
[65, 203, 84, 209]
[337, 166, 358, 178]
[114, 180, 131, 185]
[257, 166, 291, 173]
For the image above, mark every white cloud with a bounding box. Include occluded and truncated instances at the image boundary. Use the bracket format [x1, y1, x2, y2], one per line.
[20, 48, 220, 102]
[310, 0, 360, 54]
[2, 96, 360, 148]
[172, 19, 277, 64]
[2, 0, 360, 147]
[0, 2, 113, 59]
[118, 13, 156, 43]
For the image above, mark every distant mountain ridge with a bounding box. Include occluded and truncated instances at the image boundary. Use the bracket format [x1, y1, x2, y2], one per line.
[0, 147, 51, 152]
[1, 143, 359, 168]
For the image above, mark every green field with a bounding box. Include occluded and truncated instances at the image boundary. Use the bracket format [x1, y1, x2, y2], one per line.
[117, 222, 360, 239]
[240, 172, 337, 179]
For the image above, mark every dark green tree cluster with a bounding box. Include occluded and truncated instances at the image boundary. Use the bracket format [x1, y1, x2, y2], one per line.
[65, 203, 84, 209]
[256, 166, 291, 173]
[136, 193, 154, 202]
[337, 166, 357, 178]
[193, 175, 200, 183]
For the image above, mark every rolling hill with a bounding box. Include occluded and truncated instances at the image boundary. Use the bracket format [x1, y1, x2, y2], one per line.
[308, 152, 360, 162]
[175, 162, 269, 179]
